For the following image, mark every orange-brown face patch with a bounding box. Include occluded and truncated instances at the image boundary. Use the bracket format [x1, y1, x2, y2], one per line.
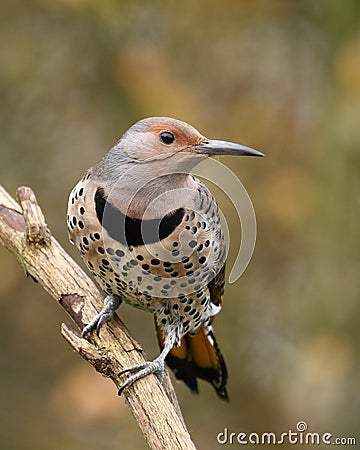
[149, 124, 205, 148]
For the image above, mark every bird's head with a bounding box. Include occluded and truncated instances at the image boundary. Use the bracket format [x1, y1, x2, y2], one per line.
[94, 117, 264, 217]
[103, 117, 263, 174]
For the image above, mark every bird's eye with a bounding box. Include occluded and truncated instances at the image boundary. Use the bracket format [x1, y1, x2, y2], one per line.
[160, 131, 175, 145]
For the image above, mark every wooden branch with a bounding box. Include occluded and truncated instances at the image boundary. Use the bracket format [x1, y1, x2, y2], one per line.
[0, 184, 197, 450]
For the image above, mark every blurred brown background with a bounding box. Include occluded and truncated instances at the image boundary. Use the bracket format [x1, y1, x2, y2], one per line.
[1, 1, 359, 449]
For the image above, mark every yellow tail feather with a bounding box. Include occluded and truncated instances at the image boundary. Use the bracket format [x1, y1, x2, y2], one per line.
[155, 320, 228, 400]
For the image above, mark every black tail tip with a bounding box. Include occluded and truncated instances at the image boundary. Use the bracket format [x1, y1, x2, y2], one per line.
[216, 387, 229, 402]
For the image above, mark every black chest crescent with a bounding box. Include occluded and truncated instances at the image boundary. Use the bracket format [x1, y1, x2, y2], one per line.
[95, 188, 185, 247]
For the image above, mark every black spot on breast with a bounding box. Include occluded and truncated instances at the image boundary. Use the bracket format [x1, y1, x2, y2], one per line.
[95, 188, 184, 247]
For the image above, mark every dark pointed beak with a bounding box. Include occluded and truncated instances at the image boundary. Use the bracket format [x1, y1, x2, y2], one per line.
[193, 139, 264, 157]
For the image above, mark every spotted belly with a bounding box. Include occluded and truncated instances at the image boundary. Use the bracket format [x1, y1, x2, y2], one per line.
[67, 177, 226, 334]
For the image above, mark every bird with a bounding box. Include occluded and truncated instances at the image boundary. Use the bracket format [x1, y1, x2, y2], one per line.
[67, 117, 263, 400]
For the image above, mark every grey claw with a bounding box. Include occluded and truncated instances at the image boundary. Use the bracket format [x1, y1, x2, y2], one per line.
[81, 295, 121, 338]
[82, 316, 101, 337]
[117, 337, 174, 395]
[117, 359, 165, 395]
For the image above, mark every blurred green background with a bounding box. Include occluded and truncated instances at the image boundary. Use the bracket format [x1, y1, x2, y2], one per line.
[1, 1, 359, 449]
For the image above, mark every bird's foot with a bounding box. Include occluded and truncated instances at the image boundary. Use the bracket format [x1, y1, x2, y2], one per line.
[117, 357, 165, 395]
[82, 294, 122, 337]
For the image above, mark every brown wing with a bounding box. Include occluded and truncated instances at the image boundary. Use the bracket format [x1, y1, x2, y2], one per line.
[208, 263, 226, 309]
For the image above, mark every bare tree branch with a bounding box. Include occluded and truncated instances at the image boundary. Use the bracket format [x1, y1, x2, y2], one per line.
[0, 184, 197, 450]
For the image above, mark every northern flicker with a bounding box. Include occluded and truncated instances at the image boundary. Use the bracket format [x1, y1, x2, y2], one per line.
[67, 117, 263, 400]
